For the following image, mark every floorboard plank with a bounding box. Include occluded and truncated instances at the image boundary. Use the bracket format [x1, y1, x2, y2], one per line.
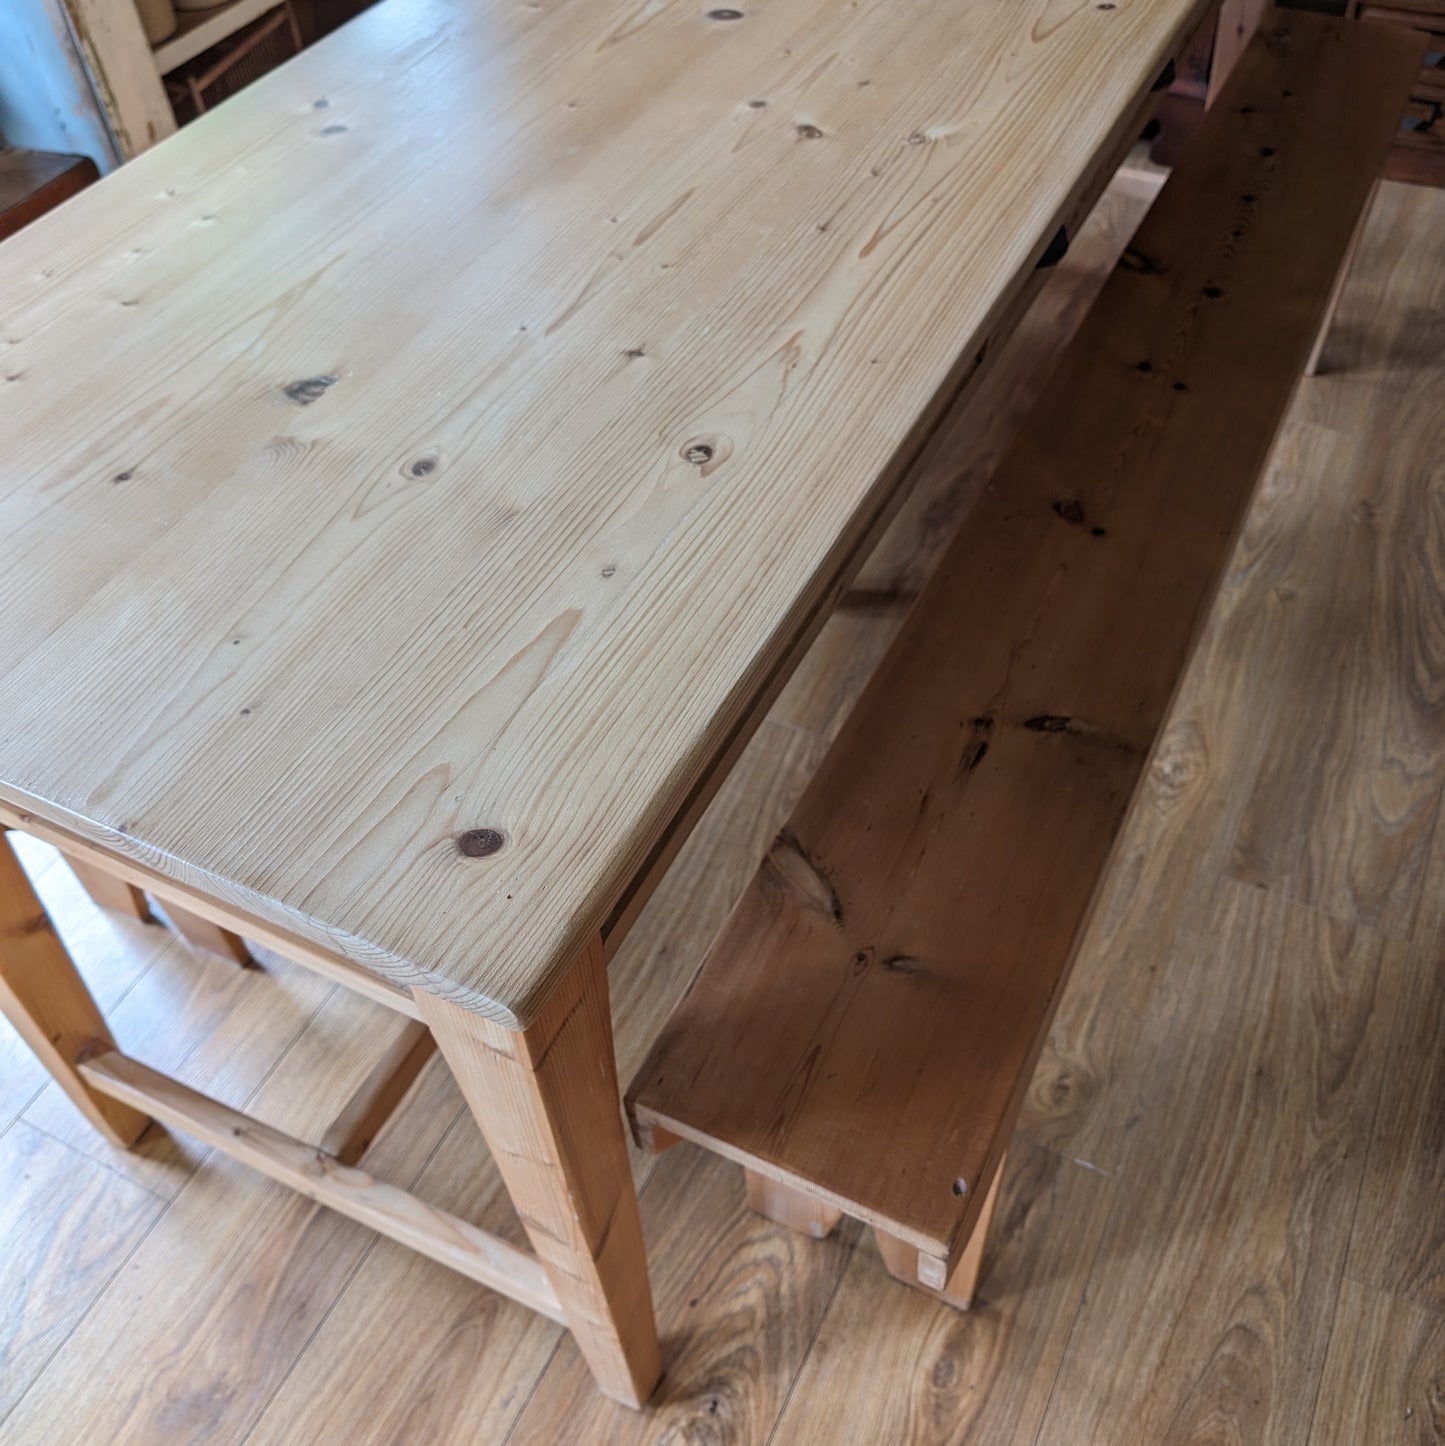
[21, 940, 336, 1199]
[764, 1140, 1113, 1446]
[1228, 197, 1445, 940]
[245, 1104, 558, 1446]
[505, 1146, 858, 1445]
[1308, 1279, 1445, 1445]
[0, 1122, 161, 1423]
[1036, 881, 1403, 1445]
[0, 995, 452, 1445]
[1344, 830, 1445, 1312]
[1308, 180, 1445, 384]
[1019, 417, 1345, 1173]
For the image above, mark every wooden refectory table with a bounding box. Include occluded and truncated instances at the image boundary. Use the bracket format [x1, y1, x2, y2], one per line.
[0, 0, 1210, 1406]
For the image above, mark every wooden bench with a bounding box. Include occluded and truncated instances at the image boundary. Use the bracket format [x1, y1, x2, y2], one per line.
[626, 10, 1422, 1309]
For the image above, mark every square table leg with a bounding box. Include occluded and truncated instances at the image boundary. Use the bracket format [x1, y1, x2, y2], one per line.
[416, 936, 661, 1408]
[0, 831, 151, 1147]
[158, 899, 254, 967]
[59, 849, 153, 922]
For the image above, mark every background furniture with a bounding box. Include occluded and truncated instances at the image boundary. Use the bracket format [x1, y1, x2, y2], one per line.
[1158, 0, 1445, 182]
[0, 0, 368, 172]
[0, 147, 96, 242]
[1354, 0, 1445, 181]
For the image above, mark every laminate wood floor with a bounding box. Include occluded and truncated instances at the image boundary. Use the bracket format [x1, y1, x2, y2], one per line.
[2, 174, 1442, 1445]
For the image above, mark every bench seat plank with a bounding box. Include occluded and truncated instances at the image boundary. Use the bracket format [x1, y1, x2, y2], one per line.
[627, 9, 1423, 1263]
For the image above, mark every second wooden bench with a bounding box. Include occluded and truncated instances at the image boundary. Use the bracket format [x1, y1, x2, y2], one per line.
[626, 9, 1421, 1308]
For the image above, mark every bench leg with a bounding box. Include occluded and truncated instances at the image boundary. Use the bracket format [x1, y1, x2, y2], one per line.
[416, 937, 661, 1408]
[743, 1169, 845, 1240]
[160, 900, 253, 967]
[0, 833, 151, 1148]
[872, 1150, 1007, 1311]
[61, 850, 152, 922]
[1306, 178, 1377, 378]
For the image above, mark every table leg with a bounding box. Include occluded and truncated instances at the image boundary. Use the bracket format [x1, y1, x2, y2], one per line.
[0, 832, 150, 1147]
[160, 900, 253, 967]
[60, 849, 153, 921]
[416, 936, 661, 1407]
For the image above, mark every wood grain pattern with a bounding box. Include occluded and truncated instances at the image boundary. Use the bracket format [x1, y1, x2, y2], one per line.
[1309, 1279, 1445, 1444]
[629, 10, 1422, 1260]
[20, 933, 334, 1199]
[770, 1141, 1115, 1446]
[1, 992, 463, 1444]
[1018, 419, 1341, 1173]
[0, 0, 1210, 1029]
[770, 177, 1162, 746]
[248, 1073, 559, 1446]
[1229, 247, 1445, 935]
[1344, 820, 1445, 1311]
[4, 168, 1445, 1441]
[1036, 882, 1403, 1445]
[79, 1048, 563, 1318]
[251, 722, 828, 1441]
[0, 807, 423, 1018]
[0, 1122, 160, 1418]
[507, 1146, 861, 1446]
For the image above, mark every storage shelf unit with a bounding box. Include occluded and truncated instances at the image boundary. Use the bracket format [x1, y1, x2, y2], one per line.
[152, 0, 281, 75]
[1355, 0, 1445, 184]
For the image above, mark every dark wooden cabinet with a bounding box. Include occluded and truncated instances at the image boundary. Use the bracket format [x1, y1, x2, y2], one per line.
[1156, 0, 1444, 184]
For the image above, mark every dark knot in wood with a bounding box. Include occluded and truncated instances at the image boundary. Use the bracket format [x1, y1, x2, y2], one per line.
[458, 828, 507, 858]
[284, 375, 337, 405]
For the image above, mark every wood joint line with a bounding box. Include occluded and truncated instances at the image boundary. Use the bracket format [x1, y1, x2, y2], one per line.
[0, 812, 423, 1020]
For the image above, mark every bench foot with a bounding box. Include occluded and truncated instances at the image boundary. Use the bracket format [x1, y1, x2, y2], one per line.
[417, 938, 661, 1409]
[743, 1169, 844, 1240]
[1306, 179, 1378, 378]
[62, 851, 153, 923]
[631, 1117, 682, 1154]
[873, 1153, 1006, 1311]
